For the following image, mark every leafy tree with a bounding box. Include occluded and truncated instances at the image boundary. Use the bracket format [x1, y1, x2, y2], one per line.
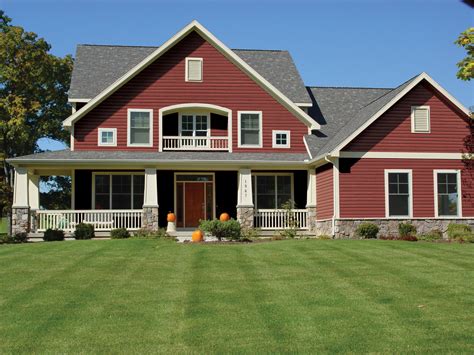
[40, 176, 71, 210]
[0, 11, 73, 214]
[454, 27, 474, 81]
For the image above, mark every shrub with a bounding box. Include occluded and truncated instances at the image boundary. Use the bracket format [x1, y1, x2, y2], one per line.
[399, 223, 417, 238]
[74, 223, 95, 240]
[418, 229, 443, 242]
[110, 228, 130, 239]
[399, 234, 418, 242]
[241, 227, 260, 241]
[43, 229, 65, 242]
[447, 223, 473, 242]
[355, 222, 379, 239]
[279, 228, 298, 239]
[133, 228, 173, 240]
[199, 218, 241, 241]
[379, 235, 398, 240]
[0, 232, 28, 244]
[317, 235, 333, 240]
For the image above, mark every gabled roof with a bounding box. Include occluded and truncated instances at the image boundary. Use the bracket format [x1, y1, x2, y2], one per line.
[63, 20, 318, 129]
[69, 46, 312, 105]
[305, 72, 471, 161]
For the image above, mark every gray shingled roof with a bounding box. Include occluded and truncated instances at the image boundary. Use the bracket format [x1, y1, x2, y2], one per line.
[69, 45, 311, 104]
[7, 150, 309, 164]
[304, 75, 420, 158]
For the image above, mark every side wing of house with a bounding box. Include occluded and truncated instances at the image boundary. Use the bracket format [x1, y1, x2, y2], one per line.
[72, 31, 311, 153]
[329, 79, 473, 235]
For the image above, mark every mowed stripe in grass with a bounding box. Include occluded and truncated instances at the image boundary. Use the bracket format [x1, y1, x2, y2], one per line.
[0, 239, 473, 353]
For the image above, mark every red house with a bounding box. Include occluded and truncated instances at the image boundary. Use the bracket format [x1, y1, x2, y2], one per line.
[8, 21, 473, 237]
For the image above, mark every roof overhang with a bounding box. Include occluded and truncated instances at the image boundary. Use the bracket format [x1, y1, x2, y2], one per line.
[62, 20, 319, 130]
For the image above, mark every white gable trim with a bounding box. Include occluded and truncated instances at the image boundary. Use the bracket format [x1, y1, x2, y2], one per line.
[329, 72, 470, 156]
[62, 20, 319, 130]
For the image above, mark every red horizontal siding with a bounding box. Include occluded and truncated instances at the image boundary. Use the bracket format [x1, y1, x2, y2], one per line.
[316, 164, 333, 220]
[339, 158, 474, 218]
[345, 81, 471, 153]
[74, 31, 308, 152]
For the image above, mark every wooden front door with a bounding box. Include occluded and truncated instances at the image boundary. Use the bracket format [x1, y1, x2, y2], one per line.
[184, 183, 205, 227]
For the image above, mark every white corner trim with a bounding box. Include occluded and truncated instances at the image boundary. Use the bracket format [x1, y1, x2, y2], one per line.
[333, 158, 340, 219]
[411, 105, 431, 133]
[62, 20, 320, 130]
[329, 72, 471, 156]
[70, 125, 75, 151]
[98, 128, 117, 147]
[384, 169, 413, 218]
[339, 151, 464, 160]
[127, 108, 153, 147]
[185, 57, 203, 82]
[272, 130, 291, 148]
[433, 169, 462, 218]
[237, 111, 263, 148]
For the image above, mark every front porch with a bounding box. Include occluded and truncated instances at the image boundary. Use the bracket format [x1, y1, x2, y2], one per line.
[11, 167, 317, 235]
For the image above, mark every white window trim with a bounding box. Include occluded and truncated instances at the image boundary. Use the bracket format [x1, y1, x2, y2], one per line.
[185, 57, 203, 82]
[433, 169, 462, 218]
[178, 113, 210, 137]
[252, 172, 294, 210]
[411, 105, 430, 133]
[272, 130, 291, 148]
[237, 111, 263, 148]
[98, 128, 117, 147]
[384, 169, 413, 218]
[92, 172, 145, 210]
[127, 108, 153, 147]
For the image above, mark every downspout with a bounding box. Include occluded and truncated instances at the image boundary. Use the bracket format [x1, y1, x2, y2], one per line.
[324, 154, 336, 237]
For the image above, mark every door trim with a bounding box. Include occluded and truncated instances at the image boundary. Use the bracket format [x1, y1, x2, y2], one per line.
[174, 172, 216, 228]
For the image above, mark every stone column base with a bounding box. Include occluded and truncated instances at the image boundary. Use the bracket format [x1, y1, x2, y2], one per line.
[237, 206, 254, 229]
[142, 207, 159, 231]
[12, 207, 30, 234]
[306, 206, 317, 234]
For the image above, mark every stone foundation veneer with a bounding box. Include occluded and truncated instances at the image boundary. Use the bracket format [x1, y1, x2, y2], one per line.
[334, 218, 474, 239]
[237, 206, 254, 229]
[142, 207, 159, 231]
[11, 207, 30, 234]
[314, 219, 333, 237]
[306, 206, 317, 233]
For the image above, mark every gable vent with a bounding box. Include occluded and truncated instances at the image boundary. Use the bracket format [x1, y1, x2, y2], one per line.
[412, 106, 430, 133]
[186, 58, 203, 82]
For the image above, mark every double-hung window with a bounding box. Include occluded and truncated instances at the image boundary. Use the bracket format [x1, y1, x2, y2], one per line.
[385, 170, 412, 217]
[238, 111, 262, 148]
[435, 170, 461, 217]
[128, 109, 153, 147]
[252, 174, 293, 209]
[93, 173, 145, 210]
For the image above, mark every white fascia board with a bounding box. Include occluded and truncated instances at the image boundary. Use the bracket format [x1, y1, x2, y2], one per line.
[68, 98, 91, 103]
[63, 20, 320, 130]
[327, 72, 471, 157]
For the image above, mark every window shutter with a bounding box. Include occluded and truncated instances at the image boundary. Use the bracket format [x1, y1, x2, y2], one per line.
[187, 59, 202, 81]
[413, 107, 429, 132]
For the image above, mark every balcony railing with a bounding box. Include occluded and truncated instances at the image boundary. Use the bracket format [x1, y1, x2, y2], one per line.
[254, 209, 308, 230]
[162, 136, 229, 151]
[36, 210, 143, 232]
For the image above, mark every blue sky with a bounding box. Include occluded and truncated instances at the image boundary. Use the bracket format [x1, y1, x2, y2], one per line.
[2, 0, 473, 151]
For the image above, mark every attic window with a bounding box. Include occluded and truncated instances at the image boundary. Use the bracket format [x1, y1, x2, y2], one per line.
[411, 106, 430, 133]
[186, 57, 203, 82]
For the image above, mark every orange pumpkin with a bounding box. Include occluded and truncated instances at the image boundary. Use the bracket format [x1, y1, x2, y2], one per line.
[192, 230, 204, 242]
[219, 213, 230, 222]
[167, 212, 176, 223]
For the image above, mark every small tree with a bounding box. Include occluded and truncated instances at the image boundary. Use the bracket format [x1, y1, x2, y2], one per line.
[280, 199, 298, 239]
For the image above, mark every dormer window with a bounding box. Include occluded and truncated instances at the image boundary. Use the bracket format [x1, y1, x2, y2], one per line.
[185, 57, 203, 82]
[411, 106, 430, 133]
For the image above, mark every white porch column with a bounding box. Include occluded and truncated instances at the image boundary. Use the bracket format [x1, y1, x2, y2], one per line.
[28, 174, 40, 210]
[237, 168, 254, 228]
[306, 168, 317, 233]
[12, 168, 30, 234]
[142, 168, 159, 231]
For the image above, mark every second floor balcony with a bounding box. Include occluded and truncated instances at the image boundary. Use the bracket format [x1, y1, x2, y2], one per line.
[162, 136, 230, 151]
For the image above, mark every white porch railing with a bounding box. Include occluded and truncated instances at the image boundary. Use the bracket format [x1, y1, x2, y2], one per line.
[254, 209, 308, 230]
[36, 210, 143, 232]
[162, 136, 229, 151]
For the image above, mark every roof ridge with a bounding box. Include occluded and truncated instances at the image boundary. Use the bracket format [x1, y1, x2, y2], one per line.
[232, 48, 286, 52]
[78, 44, 159, 48]
[307, 85, 394, 90]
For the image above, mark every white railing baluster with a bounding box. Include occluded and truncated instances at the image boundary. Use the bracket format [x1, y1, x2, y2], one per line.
[254, 209, 308, 230]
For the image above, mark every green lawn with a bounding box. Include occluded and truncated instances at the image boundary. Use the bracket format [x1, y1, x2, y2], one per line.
[0, 240, 473, 353]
